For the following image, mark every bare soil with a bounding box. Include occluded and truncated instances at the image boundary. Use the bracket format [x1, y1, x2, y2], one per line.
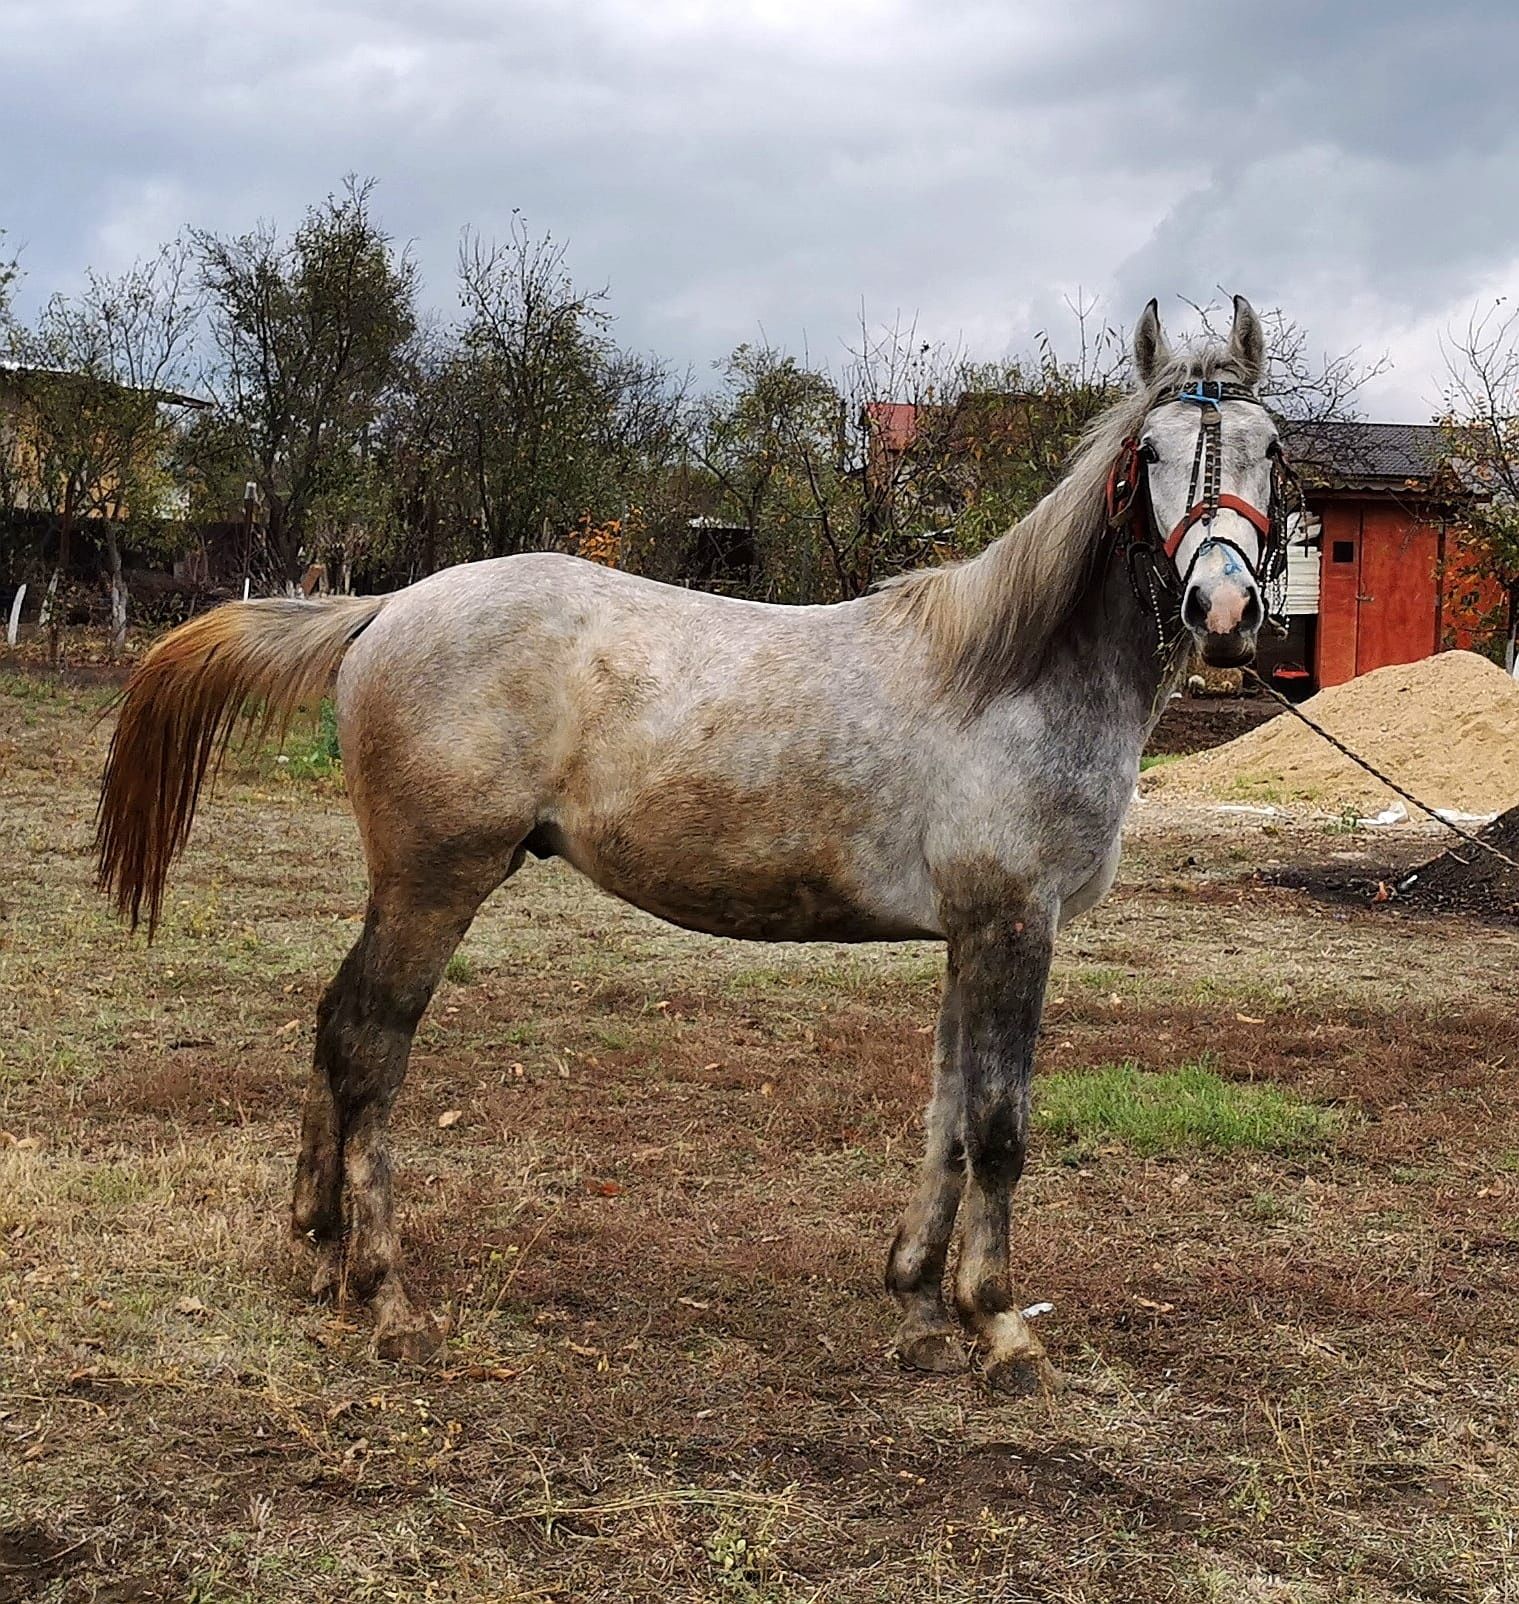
[1145, 690, 1283, 756]
[3, 666, 1519, 1602]
[1271, 806, 1519, 929]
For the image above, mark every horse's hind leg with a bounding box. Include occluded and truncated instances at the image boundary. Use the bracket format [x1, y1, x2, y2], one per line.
[290, 943, 364, 1300]
[886, 971, 969, 1374]
[294, 868, 497, 1360]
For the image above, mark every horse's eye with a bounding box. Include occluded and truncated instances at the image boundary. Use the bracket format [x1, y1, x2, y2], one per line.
[1266, 439, 1281, 459]
[1139, 441, 1159, 463]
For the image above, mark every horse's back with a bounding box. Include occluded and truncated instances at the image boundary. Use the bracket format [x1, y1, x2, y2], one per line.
[330, 554, 942, 937]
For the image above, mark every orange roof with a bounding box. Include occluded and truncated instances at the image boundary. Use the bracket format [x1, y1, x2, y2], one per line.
[864, 401, 919, 453]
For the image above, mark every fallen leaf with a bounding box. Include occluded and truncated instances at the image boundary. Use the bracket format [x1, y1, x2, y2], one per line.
[1236, 1013, 1265, 1025]
[437, 1109, 463, 1129]
[1134, 1296, 1175, 1314]
[176, 1296, 211, 1319]
[586, 1179, 622, 1197]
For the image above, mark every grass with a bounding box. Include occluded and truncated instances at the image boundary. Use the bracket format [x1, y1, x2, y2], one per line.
[1138, 752, 1179, 773]
[4, 664, 1519, 1601]
[1037, 1057, 1341, 1156]
[266, 697, 342, 782]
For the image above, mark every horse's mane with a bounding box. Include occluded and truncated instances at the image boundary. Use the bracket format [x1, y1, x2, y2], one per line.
[876, 341, 1258, 709]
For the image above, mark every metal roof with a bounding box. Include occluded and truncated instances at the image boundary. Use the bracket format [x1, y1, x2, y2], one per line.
[0, 358, 210, 410]
[1280, 419, 1454, 488]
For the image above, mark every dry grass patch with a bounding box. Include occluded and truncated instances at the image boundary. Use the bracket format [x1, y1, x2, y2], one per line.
[4, 668, 1519, 1601]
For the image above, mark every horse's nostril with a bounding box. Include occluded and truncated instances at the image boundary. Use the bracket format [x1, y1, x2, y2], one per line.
[1182, 587, 1209, 631]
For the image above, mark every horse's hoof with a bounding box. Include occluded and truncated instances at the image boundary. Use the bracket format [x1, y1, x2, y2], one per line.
[985, 1354, 1064, 1397]
[895, 1329, 971, 1375]
[374, 1317, 444, 1366]
[309, 1247, 342, 1304]
[288, 1235, 340, 1302]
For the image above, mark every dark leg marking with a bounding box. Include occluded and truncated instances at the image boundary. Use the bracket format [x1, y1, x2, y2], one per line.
[291, 875, 493, 1361]
[887, 971, 970, 1373]
[942, 868, 1062, 1395]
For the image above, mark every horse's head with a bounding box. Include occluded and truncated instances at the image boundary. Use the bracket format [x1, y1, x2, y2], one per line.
[1131, 295, 1278, 668]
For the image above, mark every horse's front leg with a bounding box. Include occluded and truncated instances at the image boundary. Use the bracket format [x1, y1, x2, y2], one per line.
[886, 968, 969, 1373]
[946, 884, 1061, 1394]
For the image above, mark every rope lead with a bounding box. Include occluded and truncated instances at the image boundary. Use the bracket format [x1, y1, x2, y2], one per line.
[1242, 669, 1519, 876]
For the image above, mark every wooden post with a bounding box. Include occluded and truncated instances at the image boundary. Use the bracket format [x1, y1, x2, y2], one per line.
[48, 477, 76, 668]
[242, 481, 258, 598]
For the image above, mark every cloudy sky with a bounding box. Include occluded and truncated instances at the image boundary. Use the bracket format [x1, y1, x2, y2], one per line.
[3, 0, 1516, 419]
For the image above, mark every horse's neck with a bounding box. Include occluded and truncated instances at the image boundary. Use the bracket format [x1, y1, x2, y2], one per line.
[1039, 546, 1179, 743]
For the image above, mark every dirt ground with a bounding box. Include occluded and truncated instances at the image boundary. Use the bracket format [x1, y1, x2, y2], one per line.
[1146, 692, 1283, 756]
[2, 668, 1518, 1603]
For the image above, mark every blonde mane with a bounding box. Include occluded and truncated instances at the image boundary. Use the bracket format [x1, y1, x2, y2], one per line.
[877, 342, 1259, 709]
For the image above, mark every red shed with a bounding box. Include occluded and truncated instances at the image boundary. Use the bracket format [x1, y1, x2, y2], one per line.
[1278, 421, 1498, 690]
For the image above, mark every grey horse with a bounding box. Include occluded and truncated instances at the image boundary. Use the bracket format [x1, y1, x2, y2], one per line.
[97, 296, 1279, 1385]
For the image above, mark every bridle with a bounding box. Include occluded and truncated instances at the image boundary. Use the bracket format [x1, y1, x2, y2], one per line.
[1105, 378, 1302, 641]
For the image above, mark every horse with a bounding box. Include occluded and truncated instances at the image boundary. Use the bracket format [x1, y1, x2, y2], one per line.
[96, 296, 1287, 1388]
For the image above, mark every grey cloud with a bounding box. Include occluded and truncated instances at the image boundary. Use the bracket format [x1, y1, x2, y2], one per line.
[3, 0, 1516, 419]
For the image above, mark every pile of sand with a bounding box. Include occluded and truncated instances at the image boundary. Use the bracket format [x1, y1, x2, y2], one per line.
[1146, 651, 1519, 815]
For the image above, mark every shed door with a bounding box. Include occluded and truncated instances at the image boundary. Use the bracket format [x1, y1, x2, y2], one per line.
[1354, 504, 1439, 677]
[1315, 505, 1361, 688]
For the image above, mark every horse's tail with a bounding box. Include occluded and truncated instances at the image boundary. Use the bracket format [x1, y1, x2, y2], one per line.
[96, 594, 390, 934]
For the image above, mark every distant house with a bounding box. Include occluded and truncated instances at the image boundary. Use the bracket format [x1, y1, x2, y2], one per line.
[0, 359, 210, 522]
[1277, 420, 1496, 690]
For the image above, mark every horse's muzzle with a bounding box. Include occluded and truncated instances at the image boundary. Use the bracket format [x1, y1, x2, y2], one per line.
[1183, 575, 1262, 668]
[1197, 631, 1258, 668]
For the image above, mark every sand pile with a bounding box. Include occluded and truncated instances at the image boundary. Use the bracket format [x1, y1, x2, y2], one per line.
[1146, 651, 1519, 814]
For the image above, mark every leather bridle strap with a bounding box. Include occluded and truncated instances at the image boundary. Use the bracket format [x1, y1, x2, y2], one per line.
[1162, 493, 1272, 561]
[1159, 383, 1274, 569]
[1106, 378, 1299, 633]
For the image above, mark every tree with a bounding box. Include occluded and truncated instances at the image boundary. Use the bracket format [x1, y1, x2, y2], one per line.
[452, 220, 685, 563]
[196, 177, 417, 588]
[1441, 299, 1519, 673]
[0, 233, 23, 528]
[1185, 297, 1390, 475]
[687, 344, 845, 599]
[4, 243, 202, 659]
[0, 231, 15, 324]
[915, 296, 1129, 553]
[689, 304, 1126, 604]
[357, 220, 689, 585]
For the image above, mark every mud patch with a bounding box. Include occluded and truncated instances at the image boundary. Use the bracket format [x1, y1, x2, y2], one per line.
[0, 1524, 89, 1603]
[1270, 807, 1519, 929]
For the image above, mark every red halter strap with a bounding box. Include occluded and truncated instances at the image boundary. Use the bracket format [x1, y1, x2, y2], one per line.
[1161, 494, 1273, 561]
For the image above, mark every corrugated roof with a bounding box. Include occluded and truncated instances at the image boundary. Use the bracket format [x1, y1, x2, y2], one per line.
[1280, 419, 1451, 486]
[0, 358, 210, 410]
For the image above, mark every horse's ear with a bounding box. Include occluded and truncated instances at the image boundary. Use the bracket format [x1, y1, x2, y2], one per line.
[1133, 298, 1169, 385]
[1228, 294, 1266, 385]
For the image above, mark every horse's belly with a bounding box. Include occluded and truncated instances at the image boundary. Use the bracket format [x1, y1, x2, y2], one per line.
[611, 872, 922, 943]
[548, 815, 934, 944]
